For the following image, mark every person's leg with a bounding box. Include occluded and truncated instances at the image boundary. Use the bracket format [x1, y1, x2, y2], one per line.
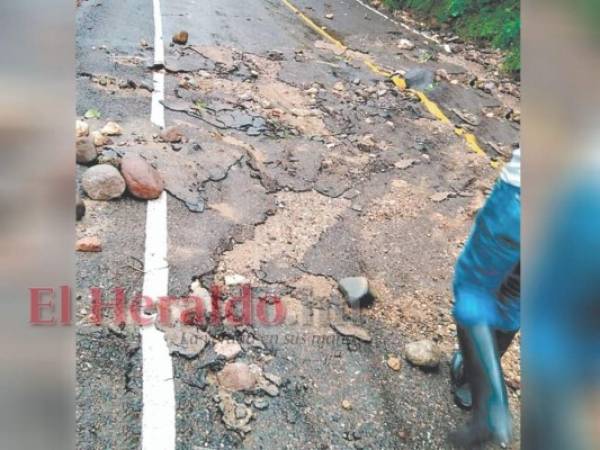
[450, 180, 520, 446]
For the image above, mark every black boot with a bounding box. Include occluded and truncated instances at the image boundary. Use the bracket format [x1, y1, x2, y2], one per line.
[449, 324, 512, 448]
[450, 329, 516, 409]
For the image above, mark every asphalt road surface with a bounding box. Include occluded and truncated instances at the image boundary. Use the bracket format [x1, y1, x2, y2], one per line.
[76, 0, 521, 449]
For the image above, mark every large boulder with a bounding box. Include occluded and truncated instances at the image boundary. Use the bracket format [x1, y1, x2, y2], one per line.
[120, 154, 164, 200]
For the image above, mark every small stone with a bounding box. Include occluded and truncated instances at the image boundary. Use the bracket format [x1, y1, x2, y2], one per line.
[82, 164, 126, 200]
[331, 322, 372, 342]
[76, 236, 102, 252]
[253, 398, 269, 410]
[387, 356, 402, 371]
[160, 126, 185, 143]
[101, 121, 123, 136]
[214, 340, 242, 360]
[172, 30, 189, 45]
[217, 363, 257, 391]
[91, 130, 112, 147]
[76, 120, 89, 137]
[341, 400, 352, 410]
[325, 13, 334, 20]
[404, 339, 441, 369]
[338, 277, 375, 308]
[97, 148, 121, 168]
[333, 81, 345, 92]
[263, 372, 282, 386]
[120, 154, 164, 200]
[404, 68, 434, 90]
[397, 38, 415, 50]
[394, 159, 416, 170]
[76, 137, 98, 164]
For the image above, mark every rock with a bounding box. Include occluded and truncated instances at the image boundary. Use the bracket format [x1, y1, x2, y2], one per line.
[120, 154, 164, 200]
[331, 322, 372, 342]
[387, 356, 402, 371]
[172, 30, 189, 45]
[160, 126, 185, 143]
[325, 13, 334, 20]
[404, 68, 435, 90]
[404, 339, 441, 369]
[76, 236, 102, 252]
[430, 191, 453, 203]
[76, 120, 89, 137]
[263, 372, 282, 386]
[253, 398, 269, 410]
[165, 326, 210, 358]
[338, 277, 375, 308]
[224, 274, 249, 286]
[214, 340, 242, 360]
[397, 38, 415, 50]
[341, 399, 352, 410]
[76, 195, 85, 221]
[97, 148, 121, 168]
[218, 392, 253, 434]
[81, 164, 126, 200]
[217, 362, 257, 391]
[91, 130, 112, 147]
[101, 121, 123, 136]
[76, 137, 98, 164]
[333, 81, 345, 92]
[394, 159, 417, 170]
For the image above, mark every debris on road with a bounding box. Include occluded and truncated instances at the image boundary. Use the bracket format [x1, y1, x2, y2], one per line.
[159, 126, 185, 143]
[172, 30, 189, 45]
[338, 276, 376, 308]
[217, 362, 257, 392]
[214, 340, 242, 361]
[404, 339, 441, 369]
[76, 236, 102, 252]
[165, 326, 210, 358]
[224, 274, 249, 286]
[120, 154, 164, 200]
[331, 322, 372, 343]
[387, 356, 402, 371]
[325, 13, 334, 20]
[341, 399, 352, 410]
[76, 137, 98, 164]
[81, 164, 126, 200]
[397, 38, 415, 50]
[91, 130, 112, 147]
[394, 158, 417, 170]
[429, 191, 453, 203]
[218, 392, 253, 435]
[76, 119, 89, 137]
[100, 121, 123, 136]
[404, 68, 435, 90]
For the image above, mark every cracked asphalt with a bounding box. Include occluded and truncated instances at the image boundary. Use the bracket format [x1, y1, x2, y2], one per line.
[76, 0, 520, 449]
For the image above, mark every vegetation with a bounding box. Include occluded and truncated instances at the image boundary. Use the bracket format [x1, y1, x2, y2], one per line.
[382, 0, 520, 73]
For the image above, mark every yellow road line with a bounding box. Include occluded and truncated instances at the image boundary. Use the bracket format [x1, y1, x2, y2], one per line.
[280, 0, 489, 160]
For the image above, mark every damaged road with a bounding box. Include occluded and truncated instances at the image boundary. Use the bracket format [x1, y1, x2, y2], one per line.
[76, 0, 520, 449]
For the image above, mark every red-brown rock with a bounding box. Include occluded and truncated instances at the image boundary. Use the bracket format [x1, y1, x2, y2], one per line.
[217, 362, 257, 391]
[76, 236, 102, 252]
[120, 154, 164, 200]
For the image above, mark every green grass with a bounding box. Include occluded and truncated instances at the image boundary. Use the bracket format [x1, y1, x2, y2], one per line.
[383, 0, 520, 73]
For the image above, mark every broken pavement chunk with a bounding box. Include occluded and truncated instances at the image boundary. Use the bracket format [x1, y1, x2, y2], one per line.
[164, 326, 210, 358]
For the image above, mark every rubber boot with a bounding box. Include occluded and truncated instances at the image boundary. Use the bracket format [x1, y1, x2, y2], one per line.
[449, 324, 512, 448]
[451, 329, 516, 409]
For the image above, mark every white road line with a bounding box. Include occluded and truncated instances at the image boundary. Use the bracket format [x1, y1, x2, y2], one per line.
[152, 0, 165, 66]
[141, 0, 174, 448]
[352, 0, 442, 45]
